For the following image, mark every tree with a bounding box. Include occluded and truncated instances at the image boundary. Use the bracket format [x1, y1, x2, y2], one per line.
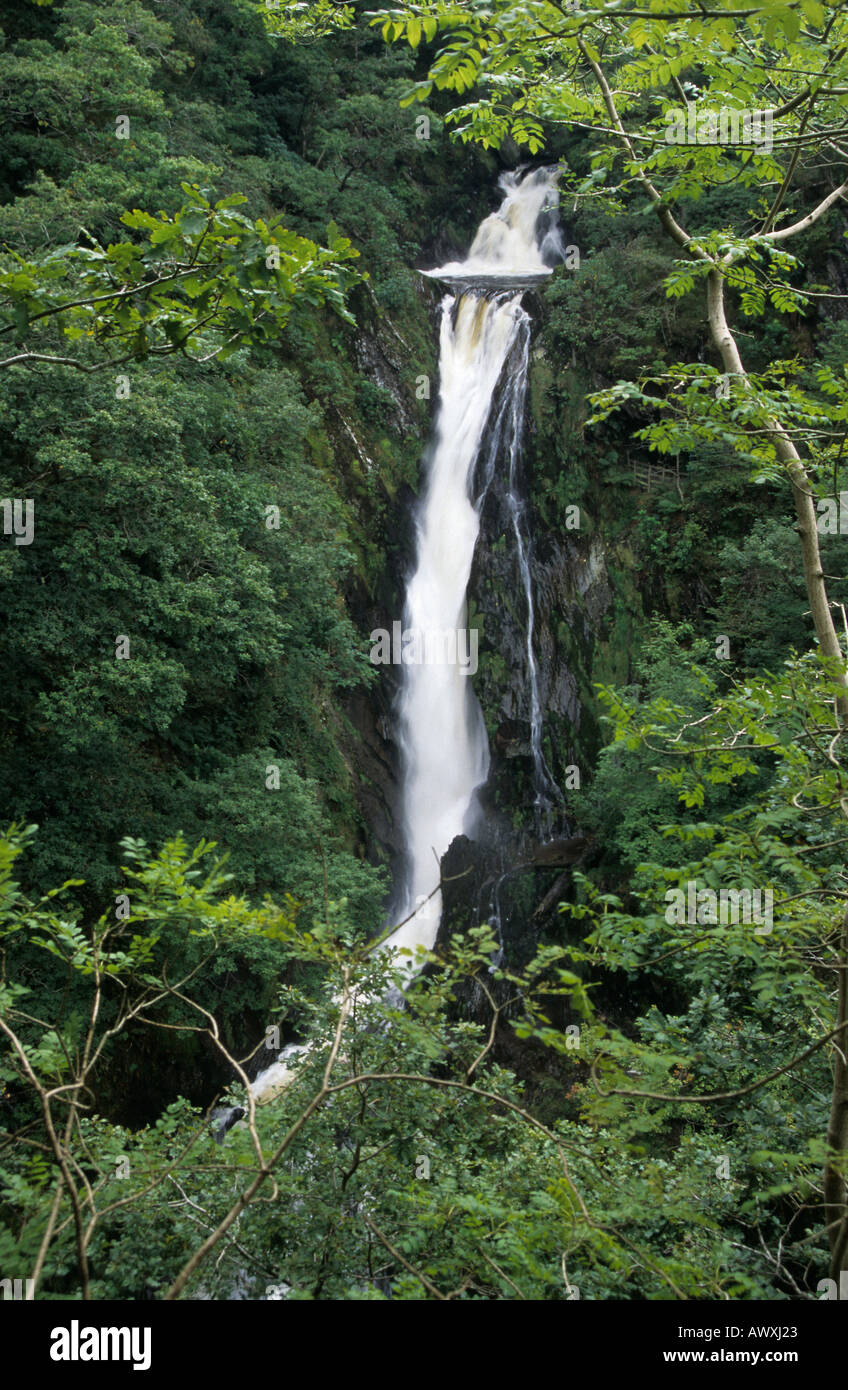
[0, 184, 361, 372]
[4, 822, 779, 1300]
[578, 645, 848, 1283]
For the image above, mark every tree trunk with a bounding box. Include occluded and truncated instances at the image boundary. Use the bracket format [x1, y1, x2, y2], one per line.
[705, 269, 848, 717]
[825, 905, 848, 1278]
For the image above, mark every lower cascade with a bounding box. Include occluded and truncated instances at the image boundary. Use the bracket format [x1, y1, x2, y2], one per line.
[385, 165, 564, 961]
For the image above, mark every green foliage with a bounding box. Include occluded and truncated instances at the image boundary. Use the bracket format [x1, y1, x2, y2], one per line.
[0, 185, 362, 372]
[0, 364, 379, 918]
[1, 828, 820, 1301]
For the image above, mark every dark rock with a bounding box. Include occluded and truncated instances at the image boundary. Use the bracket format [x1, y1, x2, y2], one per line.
[210, 1105, 246, 1145]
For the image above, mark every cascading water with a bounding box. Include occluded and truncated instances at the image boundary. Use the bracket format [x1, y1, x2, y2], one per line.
[384, 166, 563, 963]
[425, 166, 564, 284]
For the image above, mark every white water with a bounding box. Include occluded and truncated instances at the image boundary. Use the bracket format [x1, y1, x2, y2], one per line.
[423, 167, 563, 283]
[384, 165, 563, 964]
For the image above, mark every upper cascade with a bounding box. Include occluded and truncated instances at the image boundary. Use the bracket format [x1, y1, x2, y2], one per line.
[423, 165, 564, 284]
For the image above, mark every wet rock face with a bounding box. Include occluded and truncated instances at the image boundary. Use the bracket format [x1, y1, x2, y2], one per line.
[433, 828, 597, 1023]
[343, 684, 403, 860]
[353, 329, 417, 438]
[475, 522, 589, 733]
[437, 834, 492, 946]
[470, 461, 612, 815]
[338, 511, 407, 873]
[436, 832, 595, 945]
[434, 832, 522, 1020]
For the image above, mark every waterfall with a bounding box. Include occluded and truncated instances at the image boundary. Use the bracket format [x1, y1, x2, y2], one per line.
[384, 166, 563, 963]
[251, 167, 562, 1100]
